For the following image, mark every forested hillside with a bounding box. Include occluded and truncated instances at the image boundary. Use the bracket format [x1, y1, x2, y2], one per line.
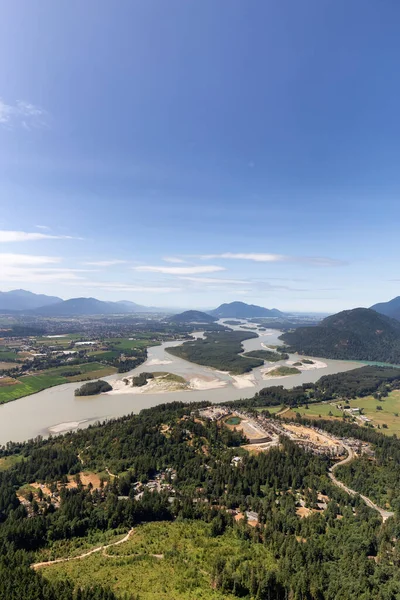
[1, 396, 400, 598]
[281, 308, 400, 362]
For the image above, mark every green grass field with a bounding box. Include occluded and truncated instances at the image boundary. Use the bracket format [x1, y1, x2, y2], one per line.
[286, 403, 344, 420]
[42, 520, 276, 600]
[254, 405, 285, 415]
[0, 350, 21, 360]
[283, 391, 400, 435]
[347, 391, 400, 434]
[104, 337, 160, 350]
[0, 454, 24, 471]
[0, 362, 117, 404]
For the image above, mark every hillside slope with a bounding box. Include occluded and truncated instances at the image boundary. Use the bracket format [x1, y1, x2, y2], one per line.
[169, 310, 217, 324]
[210, 301, 283, 319]
[32, 297, 132, 316]
[280, 308, 400, 363]
[0, 289, 62, 311]
[371, 296, 400, 321]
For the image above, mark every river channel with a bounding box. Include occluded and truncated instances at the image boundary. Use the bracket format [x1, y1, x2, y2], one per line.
[0, 321, 362, 445]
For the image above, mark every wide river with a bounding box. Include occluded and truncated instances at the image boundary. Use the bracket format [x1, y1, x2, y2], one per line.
[0, 321, 362, 445]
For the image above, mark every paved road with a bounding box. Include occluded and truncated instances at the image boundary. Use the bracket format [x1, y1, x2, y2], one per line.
[329, 445, 394, 522]
[32, 527, 134, 570]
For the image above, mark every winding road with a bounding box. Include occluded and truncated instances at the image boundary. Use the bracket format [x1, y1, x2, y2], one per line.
[329, 445, 394, 522]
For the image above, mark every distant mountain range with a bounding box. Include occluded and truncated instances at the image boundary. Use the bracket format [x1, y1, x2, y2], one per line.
[32, 297, 134, 316]
[281, 307, 400, 363]
[0, 290, 166, 315]
[0, 292, 287, 318]
[168, 310, 217, 324]
[209, 302, 284, 319]
[371, 296, 400, 322]
[0, 289, 62, 311]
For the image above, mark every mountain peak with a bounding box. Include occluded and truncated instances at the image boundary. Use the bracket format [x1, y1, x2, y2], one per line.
[209, 301, 284, 319]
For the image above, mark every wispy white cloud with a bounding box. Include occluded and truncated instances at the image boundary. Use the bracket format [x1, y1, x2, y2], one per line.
[197, 252, 346, 266]
[162, 256, 186, 264]
[0, 254, 95, 284]
[133, 265, 225, 275]
[199, 252, 284, 262]
[0, 253, 61, 266]
[35, 225, 51, 231]
[179, 276, 248, 285]
[0, 230, 81, 242]
[83, 260, 128, 267]
[0, 99, 48, 129]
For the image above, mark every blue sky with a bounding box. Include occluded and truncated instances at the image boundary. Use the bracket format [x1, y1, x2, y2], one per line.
[1, 0, 400, 311]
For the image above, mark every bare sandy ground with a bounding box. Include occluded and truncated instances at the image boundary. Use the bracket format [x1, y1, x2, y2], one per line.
[106, 372, 228, 394]
[188, 377, 228, 390]
[231, 373, 257, 389]
[145, 358, 173, 366]
[106, 376, 187, 395]
[286, 359, 327, 371]
[48, 421, 87, 434]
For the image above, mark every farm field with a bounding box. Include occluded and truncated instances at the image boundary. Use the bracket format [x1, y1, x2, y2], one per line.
[254, 405, 286, 415]
[347, 391, 400, 434]
[0, 362, 117, 404]
[103, 337, 160, 350]
[284, 403, 344, 421]
[283, 391, 400, 435]
[0, 361, 19, 370]
[42, 520, 276, 600]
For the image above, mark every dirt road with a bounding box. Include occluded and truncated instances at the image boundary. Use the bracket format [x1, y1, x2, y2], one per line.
[32, 528, 134, 570]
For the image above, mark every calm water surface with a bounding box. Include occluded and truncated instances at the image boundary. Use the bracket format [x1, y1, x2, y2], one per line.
[0, 322, 362, 445]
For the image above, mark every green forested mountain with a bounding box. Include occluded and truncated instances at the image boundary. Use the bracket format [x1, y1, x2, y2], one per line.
[281, 307, 400, 362]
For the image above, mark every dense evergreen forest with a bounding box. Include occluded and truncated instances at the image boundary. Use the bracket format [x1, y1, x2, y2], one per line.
[280, 308, 400, 363]
[243, 349, 289, 362]
[166, 330, 263, 374]
[1, 394, 400, 598]
[74, 380, 112, 396]
[229, 366, 400, 411]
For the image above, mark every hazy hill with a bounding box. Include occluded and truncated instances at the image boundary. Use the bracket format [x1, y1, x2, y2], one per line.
[0, 289, 62, 311]
[371, 297, 400, 321]
[280, 307, 400, 363]
[116, 300, 161, 313]
[169, 310, 217, 324]
[210, 301, 284, 319]
[32, 297, 133, 316]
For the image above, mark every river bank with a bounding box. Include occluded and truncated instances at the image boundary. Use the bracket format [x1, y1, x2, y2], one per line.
[0, 322, 363, 445]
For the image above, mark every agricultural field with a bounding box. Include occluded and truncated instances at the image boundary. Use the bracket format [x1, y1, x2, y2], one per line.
[0, 362, 117, 404]
[347, 390, 400, 434]
[103, 337, 160, 350]
[284, 403, 344, 421]
[42, 520, 276, 600]
[284, 391, 400, 435]
[0, 361, 19, 370]
[254, 405, 286, 415]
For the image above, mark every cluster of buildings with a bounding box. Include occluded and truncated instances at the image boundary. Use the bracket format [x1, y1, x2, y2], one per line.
[196, 405, 373, 459]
